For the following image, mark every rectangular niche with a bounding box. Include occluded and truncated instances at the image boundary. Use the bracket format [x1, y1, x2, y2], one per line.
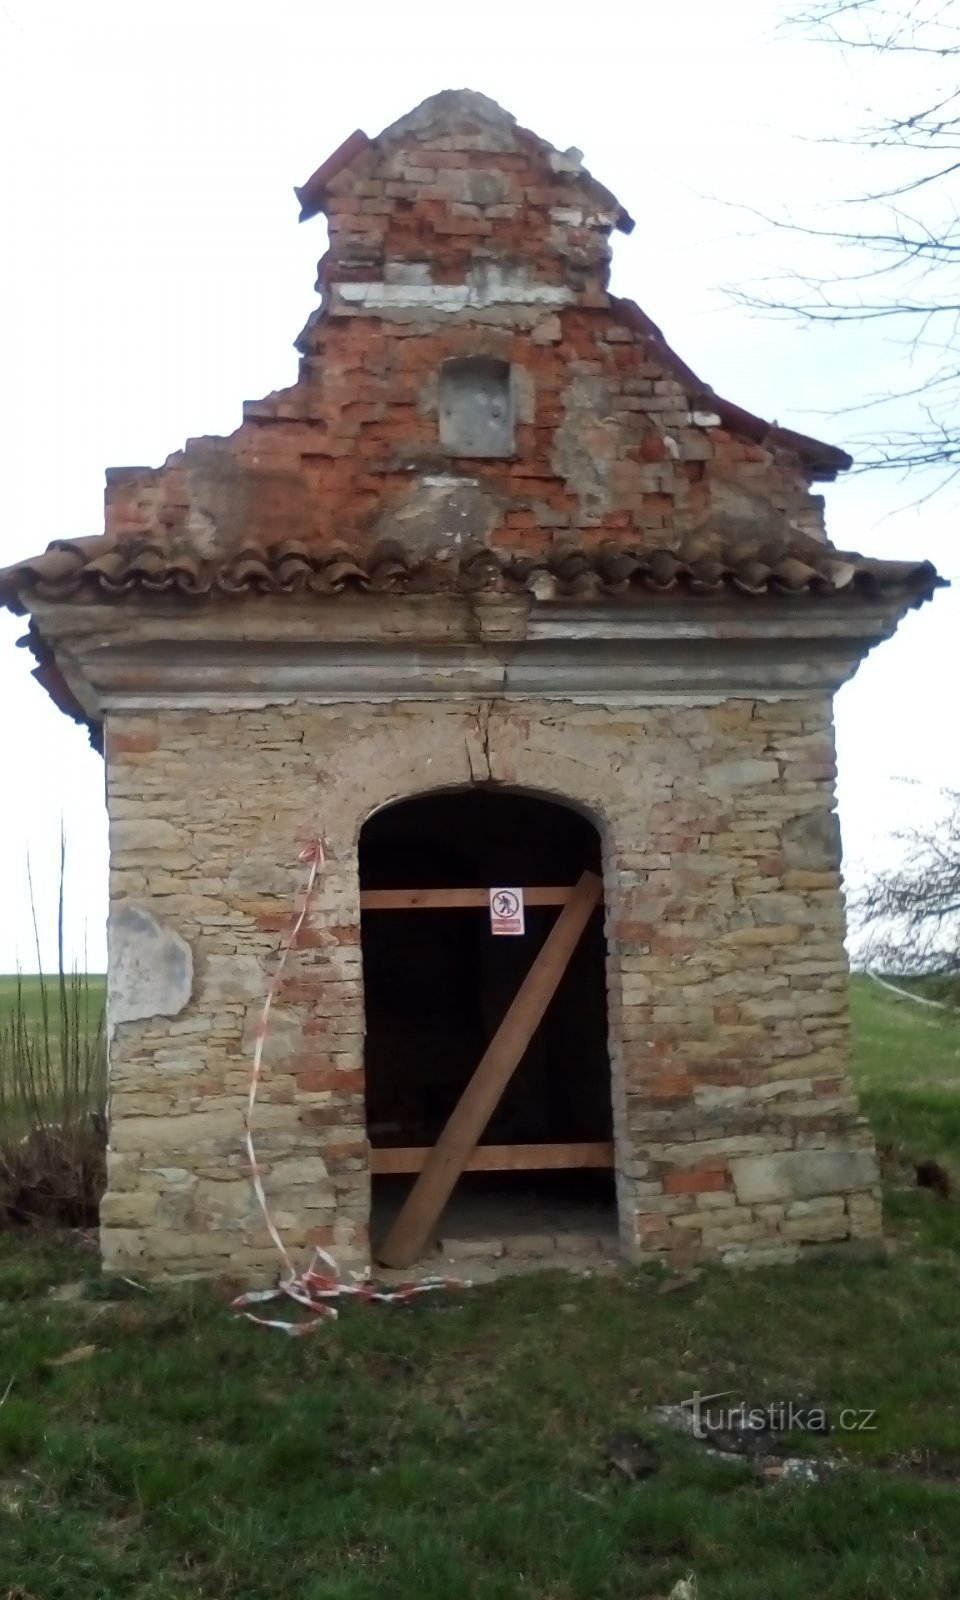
[438, 357, 514, 457]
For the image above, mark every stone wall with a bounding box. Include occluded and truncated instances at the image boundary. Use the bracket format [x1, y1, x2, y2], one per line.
[101, 693, 881, 1280]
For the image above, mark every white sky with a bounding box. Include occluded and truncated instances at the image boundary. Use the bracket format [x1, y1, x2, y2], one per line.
[0, 0, 956, 970]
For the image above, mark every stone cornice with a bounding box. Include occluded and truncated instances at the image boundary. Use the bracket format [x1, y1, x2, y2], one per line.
[26, 594, 912, 717]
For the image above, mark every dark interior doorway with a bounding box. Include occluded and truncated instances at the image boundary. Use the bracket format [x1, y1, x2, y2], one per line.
[358, 787, 616, 1263]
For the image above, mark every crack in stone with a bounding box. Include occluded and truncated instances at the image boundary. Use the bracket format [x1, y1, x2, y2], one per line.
[480, 702, 493, 778]
[466, 701, 494, 782]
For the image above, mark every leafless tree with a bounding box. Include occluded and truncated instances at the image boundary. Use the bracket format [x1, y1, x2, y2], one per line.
[734, 0, 960, 485]
[851, 786, 960, 981]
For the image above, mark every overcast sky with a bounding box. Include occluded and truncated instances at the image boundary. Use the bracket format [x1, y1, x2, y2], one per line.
[0, 0, 956, 970]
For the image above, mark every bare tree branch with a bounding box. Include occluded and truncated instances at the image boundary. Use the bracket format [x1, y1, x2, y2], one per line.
[851, 788, 960, 977]
[735, 0, 960, 484]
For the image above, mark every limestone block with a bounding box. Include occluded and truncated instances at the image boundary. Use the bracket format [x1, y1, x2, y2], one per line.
[105, 1152, 144, 1191]
[110, 818, 182, 852]
[724, 925, 800, 946]
[730, 1149, 879, 1205]
[193, 1179, 259, 1221]
[847, 1193, 884, 1237]
[109, 1105, 251, 1153]
[101, 1229, 148, 1271]
[99, 1190, 160, 1227]
[782, 810, 842, 871]
[702, 759, 781, 794]
[783, 871, 839, 891]
[700, 1222, 769, 1247]
[658, 1135, 791, 1167]
[202, 954, 267, 1004]
[785, 1196, 845, 1217]
[781, 1214, 850, 1243]
[268, 1156, 330, 1187]
[720, 1244, 800, 1267]
[750, 895, 815, 926]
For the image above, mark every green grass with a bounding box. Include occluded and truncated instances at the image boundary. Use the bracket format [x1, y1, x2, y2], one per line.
[0, 970, 106, 1224]
[852, 973, 960, 1173]
[0, 973, 106, 1036]
[0, 976, 958, 1598]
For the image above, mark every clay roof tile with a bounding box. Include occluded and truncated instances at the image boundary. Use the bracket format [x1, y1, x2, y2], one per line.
[645, 550, 682, 589]
[770, 557, 820, 593]
[0, 533, 945, 614]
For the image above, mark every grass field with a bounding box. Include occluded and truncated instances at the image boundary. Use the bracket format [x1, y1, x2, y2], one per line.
[0, 976, 959, 1598]
[0, 973, 106, 1034]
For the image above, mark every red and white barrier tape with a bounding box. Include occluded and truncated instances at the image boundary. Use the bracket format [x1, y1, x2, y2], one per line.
[232, 838, 461, 1334]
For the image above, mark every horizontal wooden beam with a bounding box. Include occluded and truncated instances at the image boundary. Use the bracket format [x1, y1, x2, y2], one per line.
[369, 1141, 614, 1175]
[360, 887, 577, 910]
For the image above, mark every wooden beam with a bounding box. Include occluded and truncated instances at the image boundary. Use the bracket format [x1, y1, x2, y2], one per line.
[360, 886, 574, 910]
[370, 1141, 614, 1175]
[377, 870, 603, 1269]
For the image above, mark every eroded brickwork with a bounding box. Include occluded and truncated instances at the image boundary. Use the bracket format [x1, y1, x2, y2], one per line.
[102, 698, 881, 1280]
[101, 92, 833, 569]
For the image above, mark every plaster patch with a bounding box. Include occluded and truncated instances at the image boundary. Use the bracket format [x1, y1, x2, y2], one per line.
[373, 478, 500, 552]
[332, 278, 574, 314]
[108, 901, 193, 1026]
[730, 1150, 879, 1205]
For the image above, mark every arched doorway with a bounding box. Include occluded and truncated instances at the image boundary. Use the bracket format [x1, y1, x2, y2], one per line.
[359, 787, 617, 1267]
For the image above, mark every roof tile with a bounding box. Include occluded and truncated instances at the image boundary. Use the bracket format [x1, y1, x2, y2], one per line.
[0, 534, 944, 615]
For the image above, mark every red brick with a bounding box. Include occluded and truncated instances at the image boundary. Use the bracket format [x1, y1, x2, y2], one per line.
[295, 1066, 365, 1095]
[306, 1224, 337, 1246]
[663, 1168, 729, 1195]
[108, 730, 158, 755]
[649, 1073, 693, 1099]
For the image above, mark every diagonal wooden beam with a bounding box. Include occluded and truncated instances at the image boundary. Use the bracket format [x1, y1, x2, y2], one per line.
[376, 870, 602, 1269]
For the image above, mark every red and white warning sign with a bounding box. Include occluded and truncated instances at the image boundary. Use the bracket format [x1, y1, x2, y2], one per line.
[489, 887, 525, 936]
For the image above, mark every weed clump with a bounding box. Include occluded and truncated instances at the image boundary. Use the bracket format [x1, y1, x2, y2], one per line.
[0, 846, 105, 1225]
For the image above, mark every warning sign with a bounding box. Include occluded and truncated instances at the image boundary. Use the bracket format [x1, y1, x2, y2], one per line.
[489, 887, 525, 937]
